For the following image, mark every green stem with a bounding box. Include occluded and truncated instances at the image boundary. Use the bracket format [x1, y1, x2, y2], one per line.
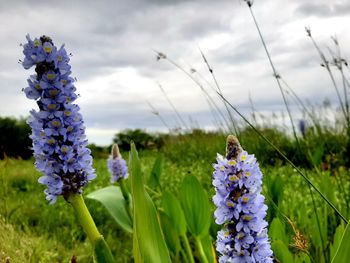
[195, 236, 208, 263]
[181, 234, 195, 263]
[68, 193, 102, 243]
[119, 180, 133, 222]
[68, 193, 115, 262]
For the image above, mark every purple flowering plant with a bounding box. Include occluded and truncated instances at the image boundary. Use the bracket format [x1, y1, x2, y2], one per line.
[22, 34, 95, 204]
[213, 135, 273, 263]
[21, 35, 114, 261]
[107, 143, 132, 220]
[108, 144, 128, 184]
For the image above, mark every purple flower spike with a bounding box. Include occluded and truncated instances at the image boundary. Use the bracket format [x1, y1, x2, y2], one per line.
[107, 144, 128, 183]
[213, 135, 273, 263]
[22, 35, 96, 204]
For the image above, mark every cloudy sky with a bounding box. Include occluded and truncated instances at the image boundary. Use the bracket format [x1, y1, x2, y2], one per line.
[1, 0, 349, 145]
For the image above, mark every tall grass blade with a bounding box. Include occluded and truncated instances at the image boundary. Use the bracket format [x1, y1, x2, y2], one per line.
[197, 46, 239, 136]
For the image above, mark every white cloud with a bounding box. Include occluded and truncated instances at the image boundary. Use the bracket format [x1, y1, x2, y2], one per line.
[0, 0, 349, 144]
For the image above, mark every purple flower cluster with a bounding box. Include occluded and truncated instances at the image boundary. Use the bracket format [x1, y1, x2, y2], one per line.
[212, 137, 273, 262]
[22, 35, 96, 204]
[107, 144, 128, 183]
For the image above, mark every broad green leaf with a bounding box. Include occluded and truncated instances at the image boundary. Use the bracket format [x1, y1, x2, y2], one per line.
[130, 143, 171, 263]
[269, 217, 288, 244]
[159, 211, 181, 256]
[331, 222, 350, 263]
[94, 238, 116, 263]
[294, 252, 311, 263]
[271, 240, 293, 263]
[200, 234, 216, 263]
[162, 191, 186, 236]
[148, 156, 162, 190]
[87, 186, 132, 233]
[330, 223, 345, 259]
[180, 175, 211, 237]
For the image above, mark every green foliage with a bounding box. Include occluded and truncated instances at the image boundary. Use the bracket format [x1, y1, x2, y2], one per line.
[1, 130, 350, 262]
[331, 222, 350, 263]
[159, 211, 181, 257]
[89, 144, 110, 159]
[162, 191, 186, 236]
[94, 238, 116, 263]
[271, 240, 294, 263]
[148, 156, 162, 190]
[0, 117, 32, 159]
[87, 186, 132, 233]
[180, 175, 211, 237]
[330, 223, 345, 260]
[113, 129, 163, 151]
[129, 143, 171, 263]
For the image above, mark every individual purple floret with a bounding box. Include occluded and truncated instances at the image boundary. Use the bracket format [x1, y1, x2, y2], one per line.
[213, 135, 273, 263]
[21, 35, 96, 204]
[107, 144, 128, 183]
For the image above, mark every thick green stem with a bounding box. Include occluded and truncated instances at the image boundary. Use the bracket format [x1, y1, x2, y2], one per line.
[195, 236, 208, 263]
[68, 193, 102, 243]
[68, 193, 115, 262]
[181, 234, 195, 263]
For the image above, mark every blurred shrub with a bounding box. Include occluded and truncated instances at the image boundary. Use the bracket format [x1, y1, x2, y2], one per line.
[113, 129, 164, 151]
[89, 143, 110, 159]
[160, 129, 226, 166]
[0, 117, 32, 160]
[239, 127, 310, 167]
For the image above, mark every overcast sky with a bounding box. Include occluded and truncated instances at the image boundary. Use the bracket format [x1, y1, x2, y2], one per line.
[1, 0, 349, 145]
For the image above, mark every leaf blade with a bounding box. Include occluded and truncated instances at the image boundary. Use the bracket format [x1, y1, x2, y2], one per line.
[86, 186, 132, 233]
[130, 143, 171, 263]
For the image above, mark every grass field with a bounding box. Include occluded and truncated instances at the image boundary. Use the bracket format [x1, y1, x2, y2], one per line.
[0, 131, 349, 262]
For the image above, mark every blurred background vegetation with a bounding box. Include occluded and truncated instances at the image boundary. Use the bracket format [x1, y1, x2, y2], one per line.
[2, 115, 348, 170]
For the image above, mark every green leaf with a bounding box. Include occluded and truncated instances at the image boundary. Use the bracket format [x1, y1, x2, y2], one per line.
[331, 222, 350, 263]
[86, 186, 132, 233]
[94, 238, 116, 263]
[269, 217, 288, 244]
[271, 240, 293, 263]
[310, 143, 325, 167]
[148, 156, 162, 190]
[294, 252, 311, 263]
[159, 211, 181, 257]
[180, 175, 211, 237]
[130, 143, 171, 263]
[330, 223, 345, 259]
[200, 234, 216, 263]
[162, 191, 186, 236]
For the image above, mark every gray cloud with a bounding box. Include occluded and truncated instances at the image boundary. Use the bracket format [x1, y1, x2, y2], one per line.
[295, 1, 350, 17]
[0, 0, 349, 144]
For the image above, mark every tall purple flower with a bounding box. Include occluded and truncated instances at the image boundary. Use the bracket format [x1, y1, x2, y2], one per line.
[22, 35, 96, 204]
[213, 135, 273, 263]
[107, 144, 128, 183]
